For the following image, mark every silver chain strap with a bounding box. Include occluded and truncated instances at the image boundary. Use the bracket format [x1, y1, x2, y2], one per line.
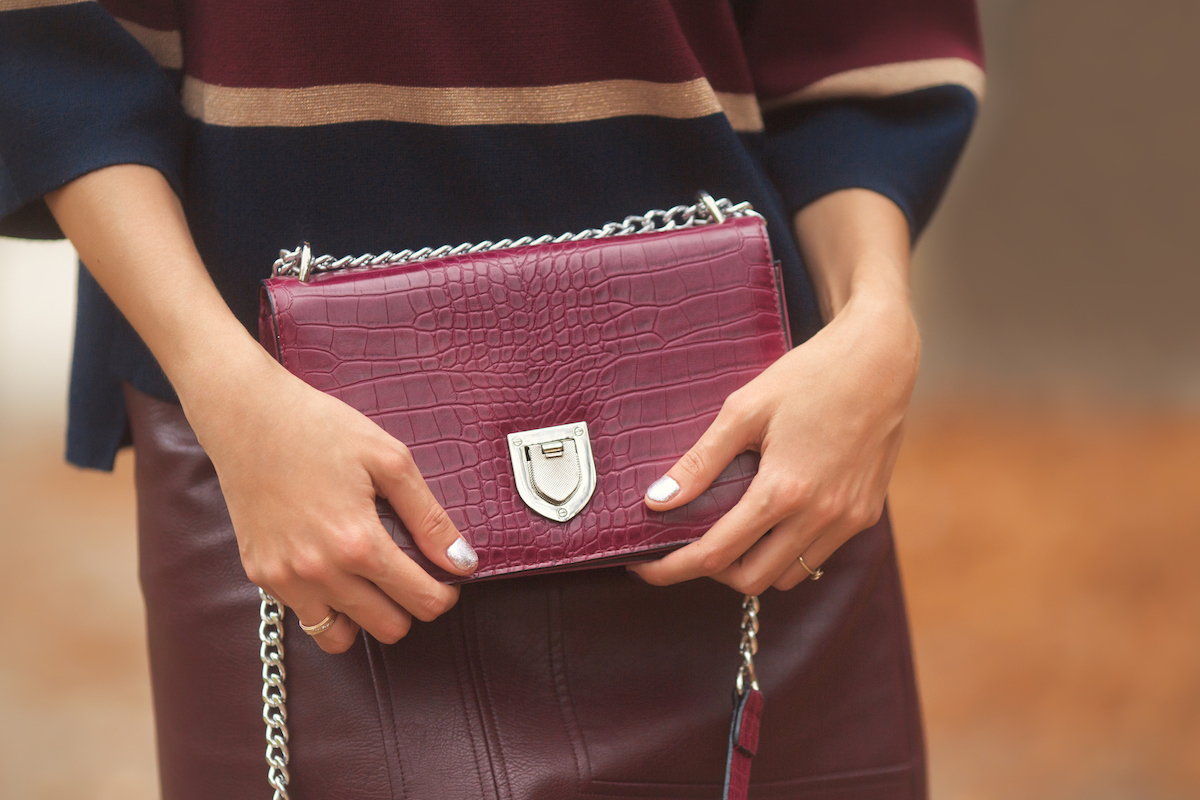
[735, 594, 761, 695]
[271, 193, 760, 281]
[258, 193, 762, 798]
[258, 589, 289, 800]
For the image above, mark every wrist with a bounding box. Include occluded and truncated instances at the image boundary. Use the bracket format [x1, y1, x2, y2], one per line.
[822, 258, 921, 373]
[792, 190, 913, 322]
[823, 252, 911, 319]
[167, 325, 283, 438]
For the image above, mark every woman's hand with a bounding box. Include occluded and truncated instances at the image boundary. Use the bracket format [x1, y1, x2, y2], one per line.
[46, 164, 476, 654]
[629, 189, 919, 593]
[187, 350, 480, 654]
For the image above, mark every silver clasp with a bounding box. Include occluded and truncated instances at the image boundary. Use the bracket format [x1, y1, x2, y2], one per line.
[698, 191, 726, 224]
[297, 242, 314, 282]
[508, 422, 596, 522]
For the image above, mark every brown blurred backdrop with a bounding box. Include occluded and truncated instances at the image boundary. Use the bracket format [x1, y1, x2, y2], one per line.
[2, 0, 1198, 797]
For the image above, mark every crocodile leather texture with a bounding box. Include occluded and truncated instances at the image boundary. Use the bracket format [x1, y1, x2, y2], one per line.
[260, 216, 788, 582]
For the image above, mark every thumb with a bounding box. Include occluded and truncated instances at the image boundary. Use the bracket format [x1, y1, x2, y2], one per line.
[645, 399, 757, 511]
[370, 443, 479, 577]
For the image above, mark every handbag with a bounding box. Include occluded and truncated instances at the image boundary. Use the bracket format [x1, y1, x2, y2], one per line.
[256, 194, 789, 800]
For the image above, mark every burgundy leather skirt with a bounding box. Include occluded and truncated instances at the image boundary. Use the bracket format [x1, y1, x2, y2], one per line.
[125, 385, 926, 800]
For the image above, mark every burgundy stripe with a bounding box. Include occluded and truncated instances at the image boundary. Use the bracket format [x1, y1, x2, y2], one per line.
[740, 0, 985, 101]
[668, 0, 757, 95]
[180, 1, 713, 89]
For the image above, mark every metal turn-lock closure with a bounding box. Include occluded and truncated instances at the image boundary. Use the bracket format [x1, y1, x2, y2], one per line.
[508, 422, 596, 522]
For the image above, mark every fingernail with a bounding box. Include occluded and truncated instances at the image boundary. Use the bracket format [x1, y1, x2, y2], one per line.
[447, 537, 478, 571]
[625, 568, 647, 584]
[646, 475, 680, 503]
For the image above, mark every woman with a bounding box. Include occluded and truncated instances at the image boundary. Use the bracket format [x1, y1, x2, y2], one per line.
[1, 2, 983, 798]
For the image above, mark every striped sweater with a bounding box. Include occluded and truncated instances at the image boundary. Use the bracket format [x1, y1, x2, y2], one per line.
[0, 0, 984, 469]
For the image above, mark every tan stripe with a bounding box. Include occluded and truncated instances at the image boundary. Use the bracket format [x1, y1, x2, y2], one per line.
[181, 76, 763, 130]
[116, 18, 183, 70]
[0, 0, 90, 9]
[761, 57, 986, 112]
[714, 91, 764, 133]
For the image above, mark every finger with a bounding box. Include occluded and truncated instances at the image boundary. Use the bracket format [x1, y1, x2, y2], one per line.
[370, 442, 479, 576]
[319, 574, 417, 644]
[709, 513, 818, 595]
[286, 569, 415, 647]
[644, 395, 758, 511]
[630, 480, 777, 586]
[290, 600, 361, 655]
[357, 525, 462, 623]
[309, 613, 362, 654]
[774, 537, 837, 592]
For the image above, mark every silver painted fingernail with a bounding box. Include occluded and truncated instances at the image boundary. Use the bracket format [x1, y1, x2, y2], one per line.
[447, 537, 478, 571]
[646, 476, 680, 504]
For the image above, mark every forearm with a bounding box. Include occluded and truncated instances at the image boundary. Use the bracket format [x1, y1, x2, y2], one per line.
[43, 164, 275, 431]
[791, 187, 921, 394]
[792, 188, 913, 321]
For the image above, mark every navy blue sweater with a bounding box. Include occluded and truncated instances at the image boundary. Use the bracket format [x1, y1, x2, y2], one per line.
[0, 0, 983, 469]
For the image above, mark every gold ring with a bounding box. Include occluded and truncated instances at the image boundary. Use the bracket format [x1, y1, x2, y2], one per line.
[797, 555, 824, 581]
[300, 610, 338, 636]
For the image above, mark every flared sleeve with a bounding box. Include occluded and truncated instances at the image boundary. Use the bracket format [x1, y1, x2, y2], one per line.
[737, 0, 985, 236]
[0, 0, 185, 239]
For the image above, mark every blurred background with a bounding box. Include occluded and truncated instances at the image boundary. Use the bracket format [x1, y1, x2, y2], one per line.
[2, 0, 1198, 797]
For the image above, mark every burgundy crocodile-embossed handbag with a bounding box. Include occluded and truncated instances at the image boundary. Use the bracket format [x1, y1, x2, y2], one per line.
[256, 194, 788, 800]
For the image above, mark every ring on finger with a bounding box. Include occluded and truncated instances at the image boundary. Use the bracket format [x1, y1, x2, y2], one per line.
[797, 554, 824, 581]
[300, 609, 339, 636]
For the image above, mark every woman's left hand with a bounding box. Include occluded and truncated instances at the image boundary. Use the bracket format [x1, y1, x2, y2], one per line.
[629, 189, 920, 593]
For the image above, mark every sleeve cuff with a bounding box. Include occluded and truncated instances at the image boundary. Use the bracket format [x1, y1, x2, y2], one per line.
[0, 4, 185, 239]
[760, 84, 978, 238]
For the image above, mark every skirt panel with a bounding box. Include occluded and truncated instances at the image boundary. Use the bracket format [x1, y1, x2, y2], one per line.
[126, 386, 926, 800]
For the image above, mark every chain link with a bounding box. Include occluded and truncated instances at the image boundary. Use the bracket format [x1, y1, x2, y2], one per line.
[735, 594, 761, 695]
[271, 194, 760, 281]
[259, 589, 290, 800]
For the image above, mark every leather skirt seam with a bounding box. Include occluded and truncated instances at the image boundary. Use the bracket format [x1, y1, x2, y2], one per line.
[471, 601, 518, 800]
[548, 583, 591, 785]
[365, 636, 407, 799]
[450, 608, 504, 800]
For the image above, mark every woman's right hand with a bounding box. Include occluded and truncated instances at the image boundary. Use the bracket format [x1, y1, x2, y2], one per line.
[46, 164, 473, 654]
[185, 350, 478, 653]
